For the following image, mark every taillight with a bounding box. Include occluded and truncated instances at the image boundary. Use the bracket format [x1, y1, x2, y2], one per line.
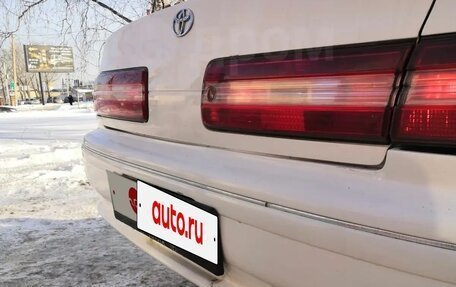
[202, 42, 412, 143]
[94, 67, 148, 122]
[392, 35, 456, 146]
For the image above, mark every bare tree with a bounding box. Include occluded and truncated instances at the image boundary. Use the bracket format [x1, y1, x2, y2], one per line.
[0, 0, 187, 42]
[0, 0, 186, 104]
[0, 43, 37, 102]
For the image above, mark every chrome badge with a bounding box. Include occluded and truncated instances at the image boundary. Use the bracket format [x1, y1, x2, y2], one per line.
[173, 9, 194, 37]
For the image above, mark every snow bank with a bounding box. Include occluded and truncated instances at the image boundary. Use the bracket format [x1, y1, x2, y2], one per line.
[0, 111, 195, 286]
[14, 103, 61, 112]
[13, 102, 94, 112]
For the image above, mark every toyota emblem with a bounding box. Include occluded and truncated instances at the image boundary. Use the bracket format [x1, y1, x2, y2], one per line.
[173, 9, 194, 37]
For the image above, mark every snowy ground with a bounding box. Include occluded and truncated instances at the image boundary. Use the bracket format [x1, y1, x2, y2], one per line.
[0, 105, 195, 286]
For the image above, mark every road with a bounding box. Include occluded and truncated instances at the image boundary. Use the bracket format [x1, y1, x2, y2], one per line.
[0, 107, 196, 287]
[0, 109, 97, 141]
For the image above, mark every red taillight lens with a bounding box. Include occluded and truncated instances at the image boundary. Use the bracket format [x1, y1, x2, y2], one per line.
[202, 42, 412, 142]
[94, 67, 148, 122]
[392, 35, 456, 145]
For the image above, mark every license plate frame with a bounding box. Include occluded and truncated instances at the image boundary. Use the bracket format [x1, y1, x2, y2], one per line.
[107, 172, 224, 276]
[107, 171, 138, 228]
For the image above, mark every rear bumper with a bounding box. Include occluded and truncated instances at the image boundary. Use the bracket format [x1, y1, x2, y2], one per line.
[83, 128, 456, 286]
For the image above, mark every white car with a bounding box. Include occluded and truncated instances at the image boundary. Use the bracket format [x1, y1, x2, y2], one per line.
[83, 1, 456, 286]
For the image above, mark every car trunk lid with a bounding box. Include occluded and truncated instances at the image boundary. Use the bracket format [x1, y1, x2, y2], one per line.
[96, 0, 433, 166]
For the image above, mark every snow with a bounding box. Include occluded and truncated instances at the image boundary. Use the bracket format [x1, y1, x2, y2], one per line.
[13, 102, 94, 112]
[0, 106, 195, 286]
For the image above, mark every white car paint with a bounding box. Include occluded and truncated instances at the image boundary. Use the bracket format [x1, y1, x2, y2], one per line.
[98, 0, 433, 166]
[83, 130, 456, 286]
[422, 0, 456, 35]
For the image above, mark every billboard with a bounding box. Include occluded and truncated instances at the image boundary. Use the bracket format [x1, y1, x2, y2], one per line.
[24, 45, 74, 73]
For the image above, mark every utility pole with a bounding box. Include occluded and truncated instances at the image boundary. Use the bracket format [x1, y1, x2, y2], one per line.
[75, 79, 79, 108]
[38, 72, 45, 105]
[11, 35, 18, 106]
[67, 73, 70, 100]
[2, 63, 9, 105]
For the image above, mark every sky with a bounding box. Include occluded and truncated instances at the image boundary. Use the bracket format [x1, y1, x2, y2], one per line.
[0, 0, 153, 87]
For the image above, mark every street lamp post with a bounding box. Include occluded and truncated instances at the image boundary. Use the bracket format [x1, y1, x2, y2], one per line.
[11, 35, 18, 106]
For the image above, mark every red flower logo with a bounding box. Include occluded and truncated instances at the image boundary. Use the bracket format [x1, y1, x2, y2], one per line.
[128, 187, 138, 214]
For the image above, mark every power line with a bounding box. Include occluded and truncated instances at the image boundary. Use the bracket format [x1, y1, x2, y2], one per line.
[14, 32, 78, 37]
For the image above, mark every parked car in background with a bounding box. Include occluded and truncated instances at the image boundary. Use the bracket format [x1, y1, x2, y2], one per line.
[20, 98, 42, 105]
[83, 1, 456, 286]
[0, 106, 17, 113]
[47, 97, 61, 103]
[19, 99, 32, 105]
